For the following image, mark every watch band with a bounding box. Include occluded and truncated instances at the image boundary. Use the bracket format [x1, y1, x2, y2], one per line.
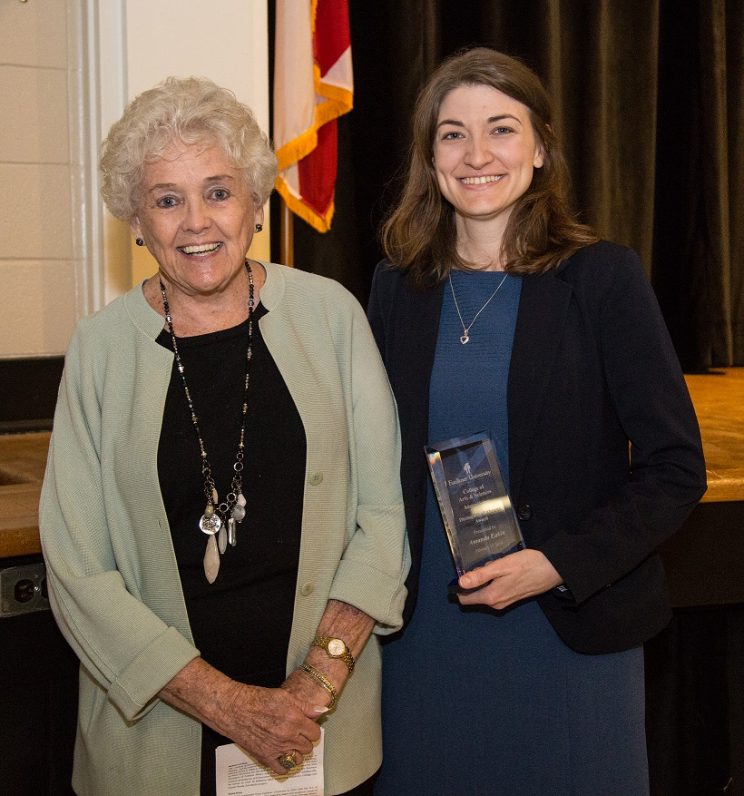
[311, 635, 355, 673]
[299, 663, 337, 710]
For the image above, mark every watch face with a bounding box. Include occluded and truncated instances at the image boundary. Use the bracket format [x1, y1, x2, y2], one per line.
[328, 639, 345, 656]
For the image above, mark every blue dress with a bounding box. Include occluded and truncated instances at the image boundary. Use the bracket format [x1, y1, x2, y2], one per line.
[375, 271, 649, 795]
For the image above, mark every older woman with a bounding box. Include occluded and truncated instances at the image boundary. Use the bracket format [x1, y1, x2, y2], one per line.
[40, 76, 408, 796]
[368, 49, 706, 794]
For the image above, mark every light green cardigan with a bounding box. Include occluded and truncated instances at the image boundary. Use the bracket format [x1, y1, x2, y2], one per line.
[40, 261, 410, 795]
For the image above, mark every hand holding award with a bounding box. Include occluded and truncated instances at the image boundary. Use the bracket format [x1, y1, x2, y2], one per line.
[425, 431, 524, 579]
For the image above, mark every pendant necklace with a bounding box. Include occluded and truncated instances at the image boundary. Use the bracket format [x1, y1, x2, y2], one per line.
[159, 262, 254, 584]
[448, 270, 509, 344]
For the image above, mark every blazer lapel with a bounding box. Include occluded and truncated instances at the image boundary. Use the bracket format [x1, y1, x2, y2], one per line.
[390, 280, 443, 440]
[508, 272, 574, 500]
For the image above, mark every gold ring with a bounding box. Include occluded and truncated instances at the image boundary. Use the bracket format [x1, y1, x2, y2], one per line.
[278, 750, 299, 770]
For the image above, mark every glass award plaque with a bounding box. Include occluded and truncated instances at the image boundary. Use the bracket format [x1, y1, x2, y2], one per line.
[425, 431, 524, 576]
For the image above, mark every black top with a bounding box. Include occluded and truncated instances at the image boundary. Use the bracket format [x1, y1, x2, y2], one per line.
[157, 304, 306, 791]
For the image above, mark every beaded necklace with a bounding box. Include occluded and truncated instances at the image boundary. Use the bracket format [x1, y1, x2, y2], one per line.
[159, 261, 254, 583]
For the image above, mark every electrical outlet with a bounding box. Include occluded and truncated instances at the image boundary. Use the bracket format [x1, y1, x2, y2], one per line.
[0, 562, 50, 617]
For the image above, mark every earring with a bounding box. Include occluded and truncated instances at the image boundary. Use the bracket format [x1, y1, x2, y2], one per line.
[135, 237, 144, 247]
[255, 223, 263, 232]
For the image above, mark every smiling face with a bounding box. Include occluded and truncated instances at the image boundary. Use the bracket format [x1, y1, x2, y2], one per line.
[433, 83, 544, 231]
[131, 139, 262, 299]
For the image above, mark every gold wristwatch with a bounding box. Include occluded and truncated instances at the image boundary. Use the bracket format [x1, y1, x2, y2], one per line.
[311, 635, 355, 673]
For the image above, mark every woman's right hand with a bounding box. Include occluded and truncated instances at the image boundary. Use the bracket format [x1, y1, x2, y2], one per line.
[215, 680, 325, 774]
[457, 548, 563, 611]
[160, 657, 324, 775]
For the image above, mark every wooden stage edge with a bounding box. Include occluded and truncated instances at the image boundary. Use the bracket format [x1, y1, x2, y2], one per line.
[684, 368, 744, 504]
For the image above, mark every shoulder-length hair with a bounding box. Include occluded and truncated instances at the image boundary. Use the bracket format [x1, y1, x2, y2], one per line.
[100, 76, 277, 221]
[380, 48, 597, 287]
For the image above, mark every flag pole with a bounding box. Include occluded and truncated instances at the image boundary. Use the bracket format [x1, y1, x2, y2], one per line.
[279, 197, 295, 267]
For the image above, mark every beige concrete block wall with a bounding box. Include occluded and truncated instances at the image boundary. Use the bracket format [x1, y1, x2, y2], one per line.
[0, 0, 79, 358]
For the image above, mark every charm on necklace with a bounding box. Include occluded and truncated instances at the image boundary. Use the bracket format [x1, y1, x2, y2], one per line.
[449, 271, 509, 345]
[199, 503, 222, 535]
[204, 535, 221, 584]
[232, 504, 246, 522]
[228, 493, 245, 546]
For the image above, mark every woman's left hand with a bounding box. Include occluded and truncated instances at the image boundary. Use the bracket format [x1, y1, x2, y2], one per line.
[457, 549, 562, 610]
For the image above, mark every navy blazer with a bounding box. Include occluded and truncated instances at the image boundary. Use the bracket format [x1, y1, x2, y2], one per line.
[368, 241, 707, 654]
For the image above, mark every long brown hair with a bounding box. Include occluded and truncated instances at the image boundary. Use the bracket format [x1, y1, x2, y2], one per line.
[380, 48, 597, 287]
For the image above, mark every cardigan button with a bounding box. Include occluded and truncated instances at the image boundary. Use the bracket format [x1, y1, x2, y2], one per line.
[308, 471, 324, 486]
[300, 582, 314, 596]
[517, 503, 532, 521]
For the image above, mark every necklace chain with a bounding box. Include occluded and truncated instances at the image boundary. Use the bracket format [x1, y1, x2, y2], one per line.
[159, 262, 254, 582]
[448, 270, 509, 344]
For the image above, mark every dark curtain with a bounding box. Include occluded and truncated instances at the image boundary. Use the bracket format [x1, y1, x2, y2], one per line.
[271, 0, 744, 371]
